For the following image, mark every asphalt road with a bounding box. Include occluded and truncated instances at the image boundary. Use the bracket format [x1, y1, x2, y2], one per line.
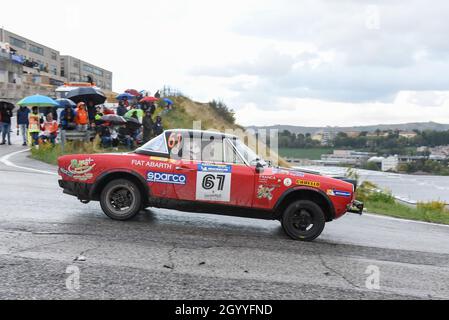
[0, 135, 448, 300]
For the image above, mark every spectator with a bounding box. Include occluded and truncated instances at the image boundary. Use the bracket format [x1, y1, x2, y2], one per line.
[98, 123, 112, 148]
[86, 101, 96, 126]
[155, 90, 161, 99]
[39, 113, 58, 145]
[0, 103, 4, 140]
[125, 105, 144, 123]
[17, 106, 30, 146]
[28, 107, 41, 146]
[94, 106, 104, 126]
[118, 125, 134, 150]
[60, 106, 77, 130]
[142, 110, 154, 143]
[123, 97, 129, 108]
[153, 116, 164, 136]
[117, 100, 127, 116]
[103, 106, 115, 115]
[0, 105, 13, 145]
[43, 106, 58, 122]
[149, 102, 156, 115]
[141, 101, 149, 112]
[75, 102, 89, 131]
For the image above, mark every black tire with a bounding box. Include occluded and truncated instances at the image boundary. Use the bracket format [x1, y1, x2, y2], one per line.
[281, 200, 326, 241]
[100, 179, 142, 221]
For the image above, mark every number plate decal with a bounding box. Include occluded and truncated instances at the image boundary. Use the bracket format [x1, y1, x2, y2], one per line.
[196, 164, 232, 202]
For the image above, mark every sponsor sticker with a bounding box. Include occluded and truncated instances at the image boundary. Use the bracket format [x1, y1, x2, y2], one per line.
[297, 180, 321, 188]
[327, 189, 351, 197]
[257, 185, 275, 201]
[197, 164, 232, 173]
[132, 159, 173, 170]
[147, 172, 186, 185]
[284, 178, 293, 187]
[65, 158, 96, 181]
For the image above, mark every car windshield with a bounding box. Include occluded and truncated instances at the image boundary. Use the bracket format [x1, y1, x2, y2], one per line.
[136, 134, 168, 154]
[232, 138, 266, 166]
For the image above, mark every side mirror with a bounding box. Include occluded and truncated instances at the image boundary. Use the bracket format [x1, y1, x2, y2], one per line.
[255, 161, 264, 174]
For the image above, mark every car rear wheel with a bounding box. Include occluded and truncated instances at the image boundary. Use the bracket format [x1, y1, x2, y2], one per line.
[100, 179, 142, 221]
[281, 200, 325, 241]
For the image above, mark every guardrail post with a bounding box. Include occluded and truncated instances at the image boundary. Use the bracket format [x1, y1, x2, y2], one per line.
[61, 130, 66, 153]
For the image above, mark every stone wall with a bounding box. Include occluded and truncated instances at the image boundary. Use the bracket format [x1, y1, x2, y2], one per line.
[0, 82, 57, 104]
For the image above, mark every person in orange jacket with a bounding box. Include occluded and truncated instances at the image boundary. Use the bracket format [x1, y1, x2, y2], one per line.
[75, 102, 89, 131]
[39, 113, 58, 145]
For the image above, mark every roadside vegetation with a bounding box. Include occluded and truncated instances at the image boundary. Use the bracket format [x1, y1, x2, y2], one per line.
[30, 136, 128, 165]
[346, 169, 449, 225]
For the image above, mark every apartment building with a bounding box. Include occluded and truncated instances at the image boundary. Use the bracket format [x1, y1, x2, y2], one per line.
[60, 55, 112, 91]
[0, 28, 113, 91]
[0, 28, 61, 77]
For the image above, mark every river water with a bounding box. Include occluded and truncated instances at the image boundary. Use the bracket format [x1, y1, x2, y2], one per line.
[294, 166, 449, 204]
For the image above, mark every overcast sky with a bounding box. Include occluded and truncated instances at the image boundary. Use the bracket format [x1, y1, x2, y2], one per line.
[2, 0, 449, 127]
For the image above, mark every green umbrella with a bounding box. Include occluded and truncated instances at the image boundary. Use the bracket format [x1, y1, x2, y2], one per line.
[125, 109, 144, 120]
[17, 94, 59, 107]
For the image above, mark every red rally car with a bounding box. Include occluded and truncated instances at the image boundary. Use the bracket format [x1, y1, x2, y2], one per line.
[58, 129, 363, 241]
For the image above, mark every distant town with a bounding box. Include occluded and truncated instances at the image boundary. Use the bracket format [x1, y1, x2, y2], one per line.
[275, 128, 449, 175]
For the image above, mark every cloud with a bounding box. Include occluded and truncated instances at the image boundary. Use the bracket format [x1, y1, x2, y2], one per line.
[190, 0, 449, 104]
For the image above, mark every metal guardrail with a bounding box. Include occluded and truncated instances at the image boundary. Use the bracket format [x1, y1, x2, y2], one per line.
[60, 130, 96, 152]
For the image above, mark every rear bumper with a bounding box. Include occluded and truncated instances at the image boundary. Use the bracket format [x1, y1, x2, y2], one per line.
[59, 180, 93, 201]
[347, 200, 364, 215]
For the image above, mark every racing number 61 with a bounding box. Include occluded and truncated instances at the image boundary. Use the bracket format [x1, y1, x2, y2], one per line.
[202, 174, 225, 191]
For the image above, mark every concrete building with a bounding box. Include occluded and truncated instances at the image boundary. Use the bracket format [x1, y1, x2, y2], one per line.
[60, 55, 112, 91]
[381, 156, 399, 172]
[0, 28, 61, 79]
[320, 150, 377, 166]
[0, 28, 113, 92]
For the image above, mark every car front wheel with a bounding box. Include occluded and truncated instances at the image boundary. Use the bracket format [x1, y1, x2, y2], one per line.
[100, 179, 142, 221]
[281, 200, 326, 241]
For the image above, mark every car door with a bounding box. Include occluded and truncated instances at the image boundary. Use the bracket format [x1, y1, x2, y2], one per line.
[173, 135, 255, 207]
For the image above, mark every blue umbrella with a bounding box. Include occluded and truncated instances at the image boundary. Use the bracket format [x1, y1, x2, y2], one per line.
[17, 95, 59, 107]
[56, 98, 76, 109]
[116, 93, 135, 100]
[163, 98, 174, 105]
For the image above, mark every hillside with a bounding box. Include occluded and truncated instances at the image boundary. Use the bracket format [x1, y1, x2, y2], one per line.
[161, 96, 289, 167]
[161, 97, 242, 132]
[247, 122, 449, 135]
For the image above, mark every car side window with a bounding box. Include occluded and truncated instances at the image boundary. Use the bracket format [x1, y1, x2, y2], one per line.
[224, 139, 245, 164]
[201, 138, 224, 163]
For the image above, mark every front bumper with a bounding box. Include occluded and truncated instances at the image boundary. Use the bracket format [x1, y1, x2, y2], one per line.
[347, 200, 364, 215]
[59, 179, 93, 201]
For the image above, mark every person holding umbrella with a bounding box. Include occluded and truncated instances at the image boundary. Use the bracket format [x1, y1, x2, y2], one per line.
[17, 105, 30, 146]
[29, 107, 41, 146]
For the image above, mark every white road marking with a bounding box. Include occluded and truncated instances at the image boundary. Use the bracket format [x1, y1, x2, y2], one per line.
[0, 148, 57, 176]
